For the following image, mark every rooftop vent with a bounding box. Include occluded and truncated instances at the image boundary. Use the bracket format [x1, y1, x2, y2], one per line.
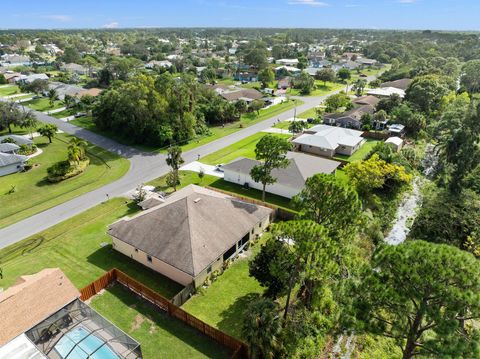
[193, 198, 202, 203]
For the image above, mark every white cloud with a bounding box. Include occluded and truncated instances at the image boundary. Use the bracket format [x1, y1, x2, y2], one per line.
[41, 14, 71, 22]
[102, 21, 119, 29]
[288, 0, 329, 7]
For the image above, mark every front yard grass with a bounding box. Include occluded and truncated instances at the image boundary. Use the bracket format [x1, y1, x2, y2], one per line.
[0, 131, 130, 228]
[0, 85, 20, 97]
[90, 285, 232, 359]
[201, 132, 291, 166]
[23, 97, 64, 112]
[287, 81, 344, 97]
[0, 197, 182, 297]
[182, 236, 268, 339]
[333, 138, 380, 163]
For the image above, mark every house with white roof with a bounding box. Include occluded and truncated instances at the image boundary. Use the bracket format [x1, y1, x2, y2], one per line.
[277, 59, 299, 67]
[367, 86, 406, 99]
[292, 124, 365, 158]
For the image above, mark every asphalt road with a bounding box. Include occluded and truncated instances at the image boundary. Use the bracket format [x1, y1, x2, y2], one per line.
[0, 91, 347, 248]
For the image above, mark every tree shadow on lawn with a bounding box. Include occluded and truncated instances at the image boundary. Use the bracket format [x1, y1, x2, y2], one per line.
[100, 285, 232, 359]
[86, 245, 183, 299]
[216, 292, 260, 339]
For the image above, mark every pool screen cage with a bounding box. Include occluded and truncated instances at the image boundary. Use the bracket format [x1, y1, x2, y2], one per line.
[25, 299, 142, 359]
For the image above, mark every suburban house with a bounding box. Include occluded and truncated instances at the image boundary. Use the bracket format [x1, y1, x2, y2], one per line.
[15, 73, 49, 85]
[108, 185, 273, 287]
[385, 136, 404, 152]
[0, 152, 28, 176]
[380, 78, 412, 91]
[0, 268, 142, 358]
[352, 95, 380, 108]
[0, 142, 20, 154]
[223, 151, 341, 199]
[292, 124, 365, 158]
[388, 123, 406, 136]
[324, 104, 375, 129]
[0, 134, 33, 146]
[220, 88, 263, 103]
[145, 60, 172, 69]
[276, 58, 299, 67]
[275, 65, 301, 76]
[277, 77, 292, 90]
[367, 86, 406, 99]
[60, 63, 88, 75]
[47, 82, 85, 100]
[3, 72, 23, 83]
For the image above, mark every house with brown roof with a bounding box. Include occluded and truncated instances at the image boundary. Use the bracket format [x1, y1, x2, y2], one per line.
[324, 104, 375, 129]
[353, 95, 380, 108]
[223, 152, 341, 199]
[380, 78, 412, 91]
[0, 268, 142, 358]
[220, 88, 263, 103]
[108, 185, 273, 288]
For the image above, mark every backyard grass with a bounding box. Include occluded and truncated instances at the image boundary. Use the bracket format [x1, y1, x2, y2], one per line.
[90, 286, 232, 359]
[0, 85, 20, 97]
[0, 131, 130, 228]
[333, 139, 380, 163]
[201, 132, 291, 166]
[0, 197, 183, 297]
[70, 100, 301, 153]
[182, 236, 268, 339]
[23, 97, 64, 112]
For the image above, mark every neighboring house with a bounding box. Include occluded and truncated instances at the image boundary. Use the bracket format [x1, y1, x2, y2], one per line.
[0, 152, 28, 176]
[385, 136, 404, 152]
[1, 54, 30, 67]
[0, 142, 20, 154]
[76, 87, 102, 98]
[356, 57, 378, 66]
[15, 73, 49, 85]
[277, 77, 292, 90]
[0, 268, 142, 358]
[220, 88, 263, 103]
[277, 59, 299, 67]
[234, 70, 258, 82]
[388, 123, 406, 136]
[223, 151, 341, 199]
[108, 185, 273, 287]
[145, 60, 172, 69]
[293, 124, 365, 158]
[275, 65, 301, 75]
[48, 82, 84, 100]
[60, 63, 87, 75]
[353, 95, 380, 108]
[380, 78, 412, 91]
[367, 86, 406, 99]
[3, 72, 22, 83]
[0, 134, 33, 146]
[324, 105, 375, 129]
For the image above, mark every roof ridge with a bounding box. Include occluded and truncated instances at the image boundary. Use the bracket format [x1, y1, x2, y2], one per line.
[184, 196, 196, 276]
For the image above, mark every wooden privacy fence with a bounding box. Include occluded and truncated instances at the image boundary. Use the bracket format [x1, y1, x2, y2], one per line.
[362, 131, 390, 140]
[80, 268, 249, 359]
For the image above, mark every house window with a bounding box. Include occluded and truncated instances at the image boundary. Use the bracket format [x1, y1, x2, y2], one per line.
[207, 266, 212, 274]
[147, 255, 152, 263]
[258, 223, 262, 228]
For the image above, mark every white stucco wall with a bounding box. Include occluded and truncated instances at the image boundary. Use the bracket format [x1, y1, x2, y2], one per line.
[111, 238, 194, 286]
[223, 169, 299, 199]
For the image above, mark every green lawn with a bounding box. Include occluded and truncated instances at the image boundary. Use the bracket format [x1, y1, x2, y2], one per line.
[0, 131, 130, 228]
[201, 132, 291, 166]
[298, 106, 321, 119]
[0, 85, 20, 97]
[50, 108, 76, 119]
[287, 81, 344, 97]
[0, 197, 183, 297]
[333, 139, 380, 163]
[91, 286, 232, 359]
[183, 236, 268, 339]
[24, 97, 64, 112]
[71, 100, 301, 153]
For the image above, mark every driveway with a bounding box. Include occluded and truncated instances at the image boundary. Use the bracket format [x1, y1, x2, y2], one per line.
[180, 161, 224, 178]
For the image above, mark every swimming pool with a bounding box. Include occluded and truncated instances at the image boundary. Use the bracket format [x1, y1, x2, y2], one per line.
[54, 326, 119, 359]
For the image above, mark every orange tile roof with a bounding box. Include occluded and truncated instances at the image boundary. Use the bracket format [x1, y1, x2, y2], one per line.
[0, 268, 79, 345]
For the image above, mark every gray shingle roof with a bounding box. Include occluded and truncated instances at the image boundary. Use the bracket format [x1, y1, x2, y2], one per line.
[108, 185, 272, 277]
[0, 152, 28, 167]
[0, 135, 33, 146]
[223, 151, 340, 190]
[0, 143, 20, 153]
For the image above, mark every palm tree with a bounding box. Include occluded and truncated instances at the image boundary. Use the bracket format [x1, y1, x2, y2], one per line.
[67, 138, 87, 163]
[47, 89, 59, 108]
[242, 297, 282, 359]
[19, 108, 38, 140]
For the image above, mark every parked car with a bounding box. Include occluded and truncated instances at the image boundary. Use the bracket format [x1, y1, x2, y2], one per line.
[74, 112, 87, 118]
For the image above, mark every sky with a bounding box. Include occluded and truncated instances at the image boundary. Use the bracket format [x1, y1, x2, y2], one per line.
[3, 0, 480, 31]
